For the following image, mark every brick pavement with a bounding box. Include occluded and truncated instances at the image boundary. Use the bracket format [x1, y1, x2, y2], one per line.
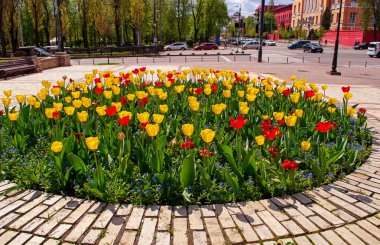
[0, 65, 380, 244]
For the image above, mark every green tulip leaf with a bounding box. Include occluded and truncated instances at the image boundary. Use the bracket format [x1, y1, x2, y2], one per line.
[217, 143, 244, 182]
[67, 153, 87, 174]
[180, 153, 196, 188]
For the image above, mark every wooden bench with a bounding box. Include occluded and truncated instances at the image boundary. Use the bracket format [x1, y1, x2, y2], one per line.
[0, 59, 37, 79]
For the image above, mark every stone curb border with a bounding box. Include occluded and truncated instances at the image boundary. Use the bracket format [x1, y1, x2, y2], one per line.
[0, 113, 379, 244]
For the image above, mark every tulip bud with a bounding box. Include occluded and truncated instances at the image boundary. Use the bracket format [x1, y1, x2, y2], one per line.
[118, 132, 125, 140]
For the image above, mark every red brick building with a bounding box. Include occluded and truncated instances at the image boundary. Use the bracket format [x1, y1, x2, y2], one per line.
[274, 4, 292, 30]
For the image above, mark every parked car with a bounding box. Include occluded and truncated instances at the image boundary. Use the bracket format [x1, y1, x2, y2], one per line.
[267, 40, 277, 46]
[164, 42, 188, 51]
[354, 42, 369, 50]
[288, 40, 310, 49]
[16, 46, 52, 57]
[193, 43, 218, 50]
[367, 42, 380, 57]
[242, 41, 260, 50]
[43, 45, 60, 53]
[302, 43, 323, 53]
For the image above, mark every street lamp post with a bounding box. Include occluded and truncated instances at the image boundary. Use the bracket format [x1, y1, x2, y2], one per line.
[153, 0, 158, 54]
[258, 0, 265, 62]
[330, 0, 343, 75]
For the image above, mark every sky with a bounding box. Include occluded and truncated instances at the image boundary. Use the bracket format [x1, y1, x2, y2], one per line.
[225, 0, 291, 17]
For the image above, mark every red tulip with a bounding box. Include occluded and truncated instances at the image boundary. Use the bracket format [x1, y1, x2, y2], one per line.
[181, 138, 195, 150]
[103, 73, 110, 78]
[53, 111, 60, 120]
[94, 78, 101, 84]
[120, 97, 127, 105]
[0, 110, 3, 116]
[341, 86, 350, 92]
[94, 87, 104, 94]
[155, 81, 162, 87]
[282, 89, 291, 96]
[282, 159, 298, 171]
[167, 73, 173, 79]
[132, 68, 139, 74]
[199, 147, 215, 157]
[305, 90, 315, 99]
[211, 84, 218, 92]
[139, 67, 146, 72]
[268, 146, 279, 158]
[118, 116, 130, 126]
[195, 87, 203, 95]
[105, 106, 117, 117]
[138, 97, 149, 107]
[264, 127, 281, 141]
[358, 107, 366, 114]
[229, 115, 248, 130]
[315, 121, 332, 133]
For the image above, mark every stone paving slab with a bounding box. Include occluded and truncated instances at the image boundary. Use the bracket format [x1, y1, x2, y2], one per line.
[0, 66, 380, 244]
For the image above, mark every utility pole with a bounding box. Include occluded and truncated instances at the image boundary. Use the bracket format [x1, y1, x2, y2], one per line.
[258, 0, 265, 62]
[330, 0, 343, 75]
[160, 0, 162, 44]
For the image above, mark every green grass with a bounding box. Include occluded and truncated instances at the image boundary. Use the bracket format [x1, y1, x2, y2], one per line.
[96, 62, 121, 65]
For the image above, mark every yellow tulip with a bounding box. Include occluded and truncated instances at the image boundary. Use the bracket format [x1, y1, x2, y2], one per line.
[85, 137, 99, 151]
[118, 111, 132, 119]
[145, 124, 160, 137]
[2, 98, 11, 107]
[51, 87, 60, 96]
[96, 106, 107, 116]
[65, 96, 72, 103]
[295, 109, 303, 118]
[240, 106, 250, 115]
[322, 85, 328, 90]
[72, 100, 83, 109]
[237, 90, 245, 97]
[273, 112, 284, 121]
[246, 94, 256, 102]
[103, 90, 113, 99]
[135, 91, 147, 100]
[189, 101, 200, 111]
[223, 90, 231, 98]
[51, 141, 63, 153]
[4, 90, 12, 97]
[182, 124, 194, 137]
[188, 96, 197, 103]
[71, 91, 80, 99]
[153, 114, 165, 124]
[111, 102, 122, 112]
[37, 92, 47, 101]
[112, 86, 121, 95]
[200, 129, 216, 143]
[57, 80, 65, 87]
[77, 111, 88, 122]
[290, 92, 300, 104]
[204, 88, 212, 95]
[64, 106, 75, 116]
[327, 107, 336, 114]
[158, 92, 168, 100]
[16, 95, 26, 104]
[8, 112, 19, 121]
[159, 104, 168, 114]
[328, 97, 337, 105]
[34, 102, 40, 109]
[344, 92, 353, 100]
[212, 104, 224, 115]
[301, 141, 311, 151]
[82, 98, 92, 108]
[45, 108, 55, 119]
[53, 102, 63, 111]
[42, 80, 51, 88]
[347, 107, 355, 116]
[285, 115, 297, 126]
[137, 112, 150, 123]
[127, 94, 135, 101]
[255, 135, 265, 146]
[262, 115, 269, 120]
[174, 85, 185, 94]
[316, 93, 323, 101]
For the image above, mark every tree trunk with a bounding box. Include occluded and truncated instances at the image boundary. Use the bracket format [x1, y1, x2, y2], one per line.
[114, 0, 121, 45]
[34, 3, 39, 47]
[57, 0, 64, 50]
[177, 0, 181, 40]
[43, 0, 50, 46]
[0, 1, 6, 57]
[81, 0, 89, 48]
[9, 2, 18, 53]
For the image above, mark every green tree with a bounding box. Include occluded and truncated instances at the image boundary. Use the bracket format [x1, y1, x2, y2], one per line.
[245, 16, 257, 37]
[27, 0, 43, 46]
[130, 0, 145, 45]
[321, 8, 331, 30]
[264, 12, 276, 33]
[358, 0, 380, 41]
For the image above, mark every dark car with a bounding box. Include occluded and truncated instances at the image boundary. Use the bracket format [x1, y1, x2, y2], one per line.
[354, 42, 369, 50]
[303, 43, 324, 53]
[193, 43, 218, 50]
[288, 40, 311, 49]
[16, 46, 52, 57]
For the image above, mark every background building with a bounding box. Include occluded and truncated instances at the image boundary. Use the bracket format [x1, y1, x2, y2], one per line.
[274, 4, 293, 30]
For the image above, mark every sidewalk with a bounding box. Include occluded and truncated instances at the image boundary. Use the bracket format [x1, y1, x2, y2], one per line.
[0, 65, 379, 244]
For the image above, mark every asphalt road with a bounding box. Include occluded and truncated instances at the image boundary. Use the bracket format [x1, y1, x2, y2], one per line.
[72, 43, 379, 69]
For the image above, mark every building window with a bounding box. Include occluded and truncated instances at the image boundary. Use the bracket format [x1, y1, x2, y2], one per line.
[316, 16, 318, 25]
[350, 13, 356, 23]
[352, 0, 356, 2]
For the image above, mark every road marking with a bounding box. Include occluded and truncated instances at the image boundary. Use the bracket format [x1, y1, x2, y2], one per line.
[221, 56, 232, 62]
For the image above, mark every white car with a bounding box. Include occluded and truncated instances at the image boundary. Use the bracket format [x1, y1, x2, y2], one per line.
[164, 42, 188, 51]
[367, 42, 380, 58]
[242, 41, 260, 50]
[267, 40, 277, 46]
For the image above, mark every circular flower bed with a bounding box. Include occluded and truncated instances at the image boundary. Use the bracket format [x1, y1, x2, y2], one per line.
[0, 68, 372, 205]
